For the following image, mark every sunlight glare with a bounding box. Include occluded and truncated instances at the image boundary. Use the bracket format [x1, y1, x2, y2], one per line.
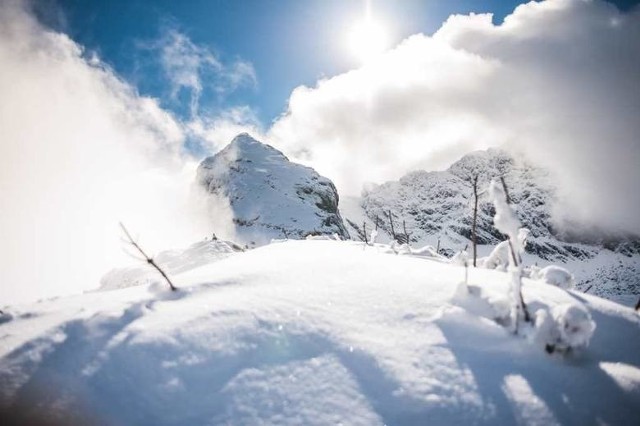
[348, 17, 389, 64]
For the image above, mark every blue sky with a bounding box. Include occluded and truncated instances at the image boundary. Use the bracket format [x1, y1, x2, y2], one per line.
[38, 0, 639, 125]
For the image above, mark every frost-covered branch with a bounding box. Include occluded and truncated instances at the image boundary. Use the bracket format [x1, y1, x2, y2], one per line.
[120, 222, 177, 291]
[489, 179, 531, 331]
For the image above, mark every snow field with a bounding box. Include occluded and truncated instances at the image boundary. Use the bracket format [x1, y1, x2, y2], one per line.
[0, 240, 639, 425]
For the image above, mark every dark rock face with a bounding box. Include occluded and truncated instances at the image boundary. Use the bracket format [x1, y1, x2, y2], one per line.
[196, 133, 349, 245]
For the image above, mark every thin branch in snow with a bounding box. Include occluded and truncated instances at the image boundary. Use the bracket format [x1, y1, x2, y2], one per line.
[119, 222, 177, 291]
[121, 246, 146, 262]
[489, 179, 531, 329]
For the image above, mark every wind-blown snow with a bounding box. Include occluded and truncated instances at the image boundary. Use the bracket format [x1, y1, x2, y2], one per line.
[1, 240, 639, 424]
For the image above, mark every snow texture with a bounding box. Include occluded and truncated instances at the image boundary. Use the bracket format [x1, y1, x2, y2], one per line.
[1, 240, 639, 425]
[552, 303, 596, 349]
[482, 229, 529, 271]
[100, 239, 242, 290]
[533, 265, 576, 290]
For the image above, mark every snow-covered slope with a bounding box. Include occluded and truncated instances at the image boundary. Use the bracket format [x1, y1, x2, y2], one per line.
[99, 239, 244, 290]
[347, 149, 640, 303]
[197, 133, 349, 245]
[1, 240, 639, 424]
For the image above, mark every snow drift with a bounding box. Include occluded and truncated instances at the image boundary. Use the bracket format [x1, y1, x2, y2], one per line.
[1, 240, 639, 425]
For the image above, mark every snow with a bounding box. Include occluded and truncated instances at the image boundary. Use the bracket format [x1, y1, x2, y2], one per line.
[551, 303, 596, 349]
[353, 148, 640, 304]
[100, 239, 242, 290]
[533, 265, 575, 290]
[489, 179, 521, 247]
[1, 240, 639, 424]
[196, 134, 349, 245]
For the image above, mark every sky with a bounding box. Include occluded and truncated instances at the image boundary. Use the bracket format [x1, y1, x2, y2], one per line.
[1, 0, 640, 303]
[37, 0, 640, 124]
[36, 0, 570, 124]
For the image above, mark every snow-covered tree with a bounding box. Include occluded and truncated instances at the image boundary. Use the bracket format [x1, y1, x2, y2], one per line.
[482, 228, 530, 270]
[488, 179, 530, 332]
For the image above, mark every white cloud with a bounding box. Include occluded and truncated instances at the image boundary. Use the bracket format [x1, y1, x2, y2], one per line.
[269, 0, 640, 238]
[188, 106, 265, 153]
[150, 27, 257, 116]
[0, 1, 229, 304]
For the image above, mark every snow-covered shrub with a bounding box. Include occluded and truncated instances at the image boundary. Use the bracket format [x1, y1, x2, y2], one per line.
[410, 244, 442, 259]
[488, 180, 530, 331]
[534, 303, 596, 353]
[553, 303, 596, 349]
[450, 250, 469, 266]
[480, 241, 509, 270]
[532, 265, 575, 289]
[391, 242, 412, 255]
[522, 264, 541, 279]
[482, 227, 530, 270]
[532, 309, 557, 349]
[369, 228, 378, 245]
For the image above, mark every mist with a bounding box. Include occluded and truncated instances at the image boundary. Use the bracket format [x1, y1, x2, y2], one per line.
[269, 0, 640, 238]
[0, 1, 222, 304]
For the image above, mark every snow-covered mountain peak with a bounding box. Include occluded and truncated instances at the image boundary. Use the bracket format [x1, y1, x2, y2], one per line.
[197, 134, 349, 246]
[343, 148, 639, 302]
[448, 148, 515, 181]
[227, 132, 289, 163]
[197, 133, 288, 177]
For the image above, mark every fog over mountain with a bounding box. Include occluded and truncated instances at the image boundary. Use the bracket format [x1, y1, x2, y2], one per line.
[270, 0, 640, 239]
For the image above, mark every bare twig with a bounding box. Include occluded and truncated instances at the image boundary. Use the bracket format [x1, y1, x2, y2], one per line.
[500, 176, 511, 205]
[507, 239, 519, 267]
[119, 222, 177, 291]
[498, 178, 530, 324]
[402, 220, 411, 245]
[363, 221, 368, 245]
[471, 174, 479, 267]
[387, 210, 397, 242]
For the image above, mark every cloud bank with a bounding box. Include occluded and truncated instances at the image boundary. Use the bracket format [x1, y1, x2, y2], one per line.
[270, 0, 640, 237]
[0, 0, 233, 304]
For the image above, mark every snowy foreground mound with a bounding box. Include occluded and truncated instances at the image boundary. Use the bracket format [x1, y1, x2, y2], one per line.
[1, 241, 639, 425]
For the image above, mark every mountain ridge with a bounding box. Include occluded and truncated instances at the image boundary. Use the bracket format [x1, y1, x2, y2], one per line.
[343, 148, 639, 303]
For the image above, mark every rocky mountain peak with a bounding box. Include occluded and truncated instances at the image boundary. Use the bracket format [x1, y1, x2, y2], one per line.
[196, 134, 349, 246]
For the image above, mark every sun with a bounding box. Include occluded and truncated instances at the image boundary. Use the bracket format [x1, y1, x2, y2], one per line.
[348, 17, 389, 64]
